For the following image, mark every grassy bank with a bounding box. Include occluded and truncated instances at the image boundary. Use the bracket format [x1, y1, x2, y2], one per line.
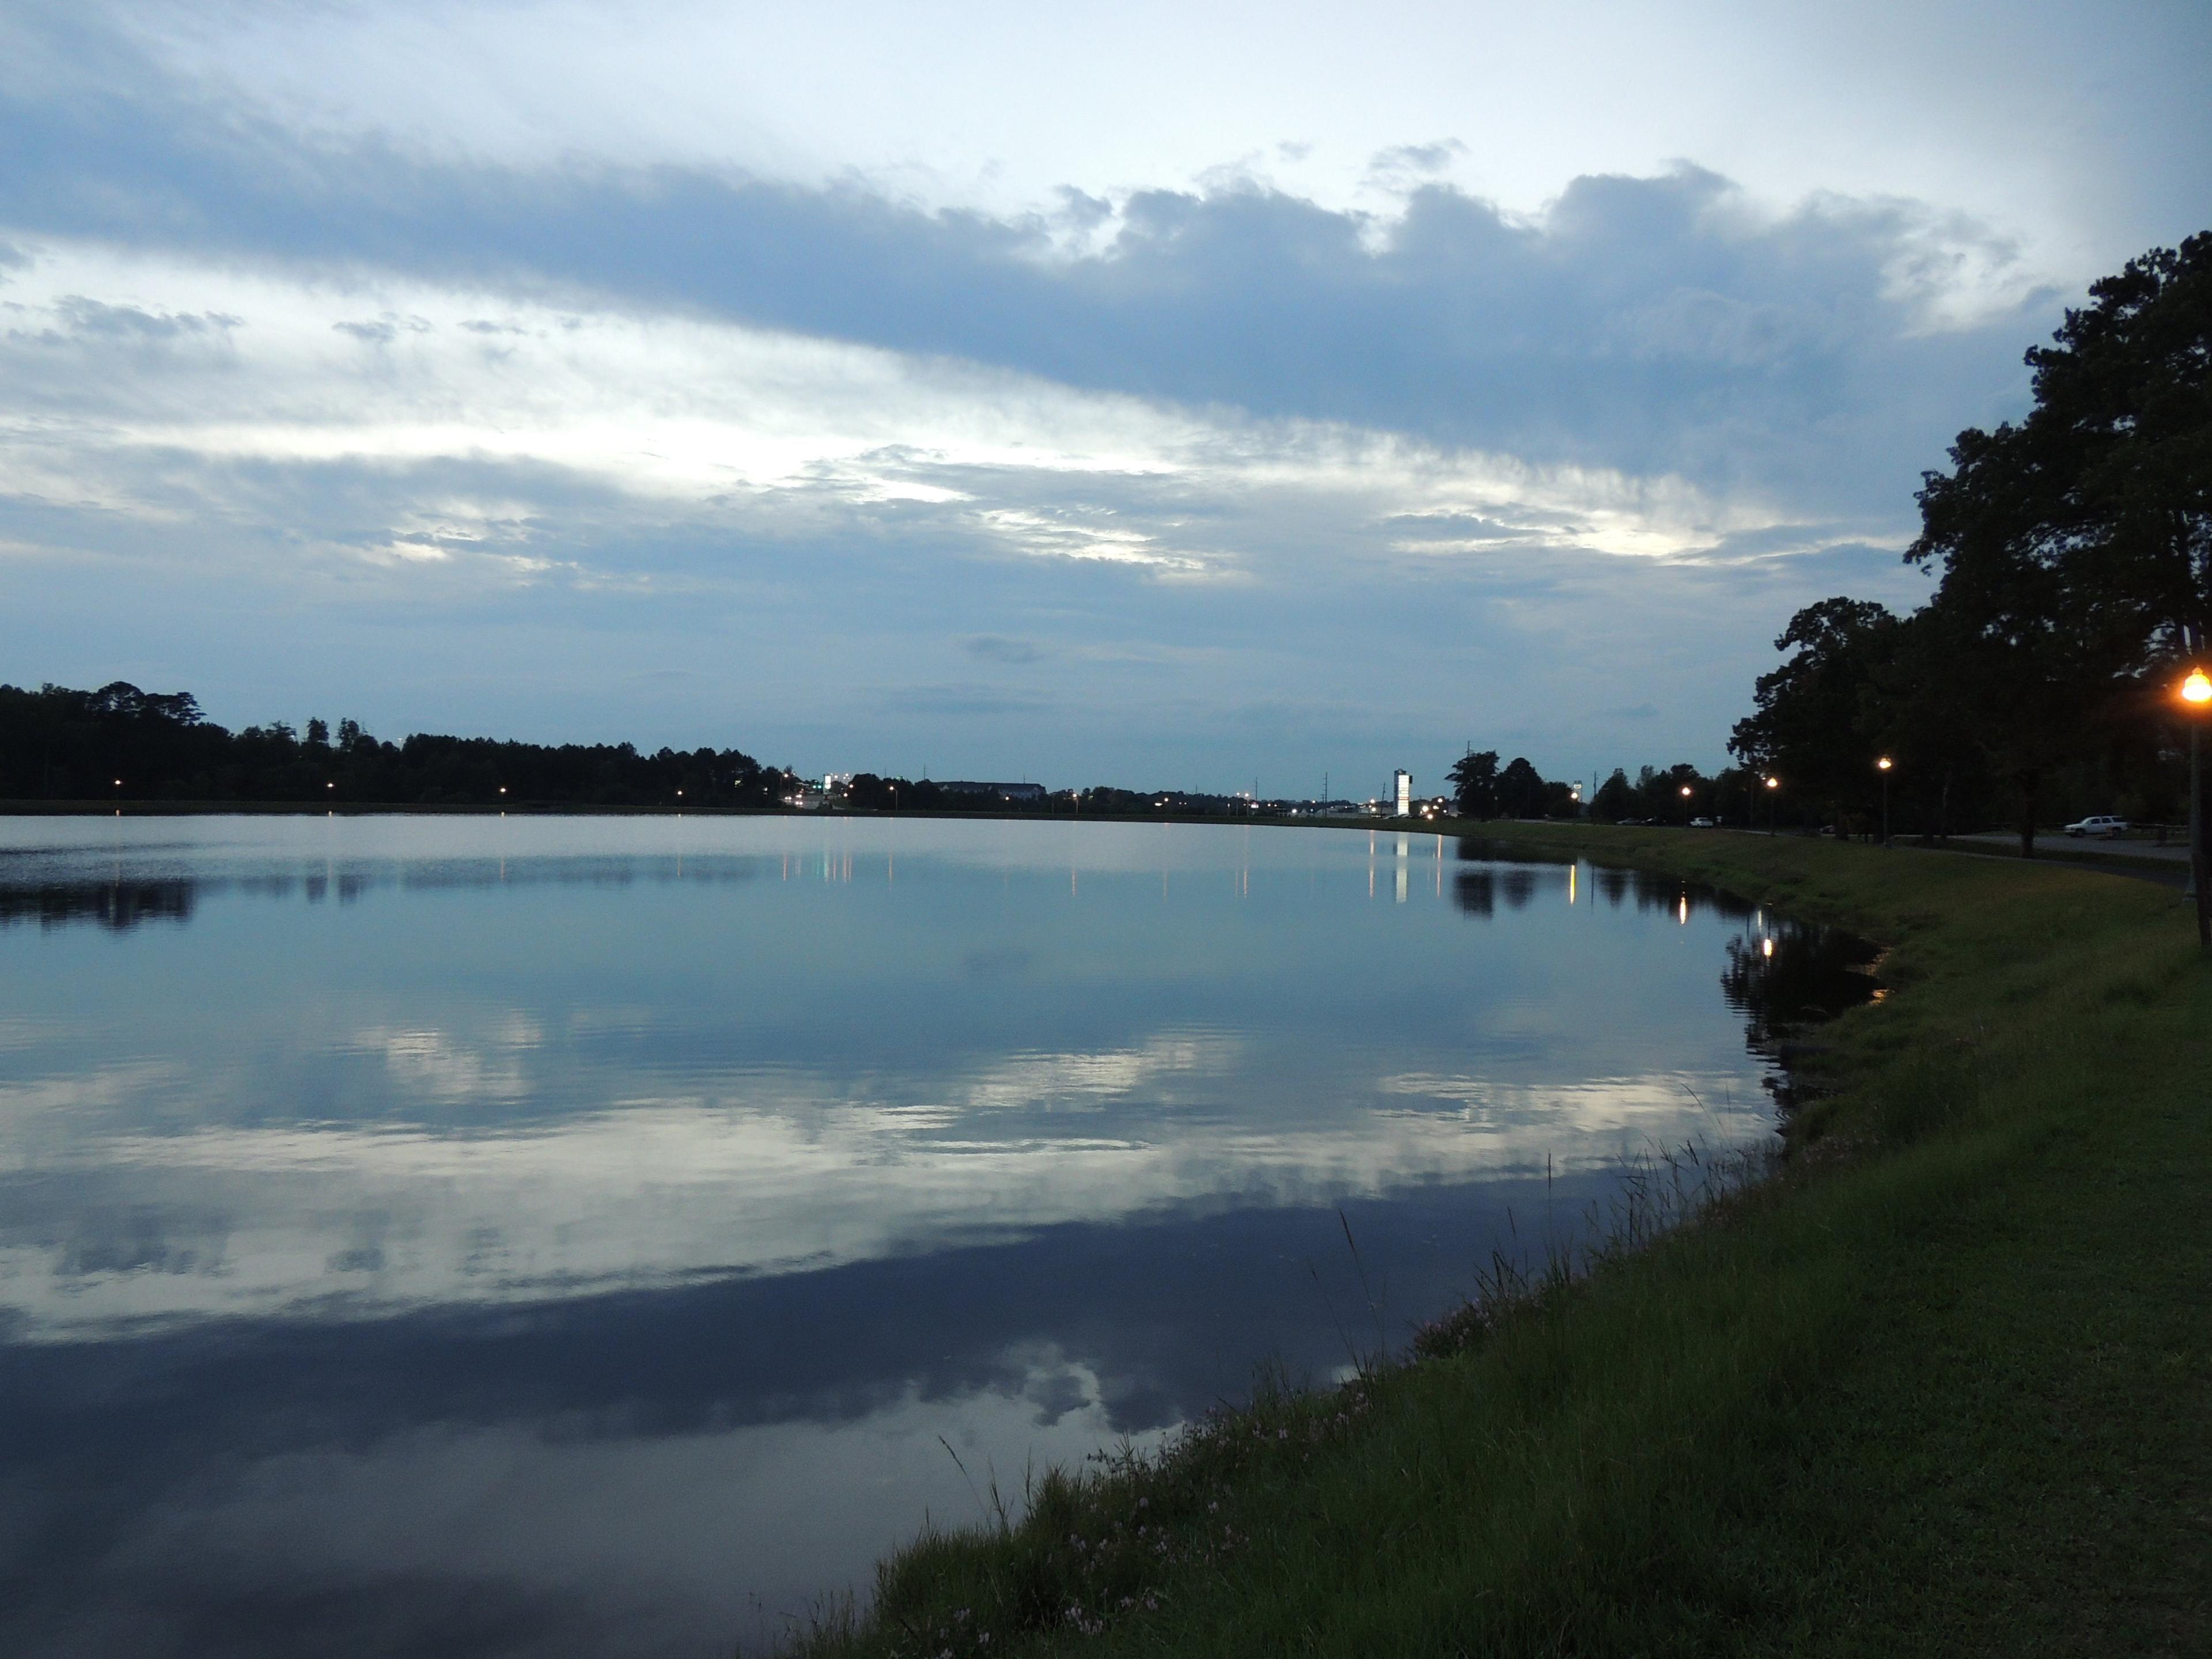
[775, 825, 2208, 1658]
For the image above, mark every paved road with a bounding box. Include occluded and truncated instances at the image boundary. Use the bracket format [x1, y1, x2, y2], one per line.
[1950, 831, 2190, 865]
[1941, 832, 2190, 889]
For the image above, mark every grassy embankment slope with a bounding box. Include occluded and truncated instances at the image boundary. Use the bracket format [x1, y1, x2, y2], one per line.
[783, 825, 2209, 1658]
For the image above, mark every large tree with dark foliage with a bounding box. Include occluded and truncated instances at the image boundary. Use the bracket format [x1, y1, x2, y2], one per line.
[1729, 599, 1900, 829]
[1496, 756, 1549, 819]
[1905, 234, 2211, 858]
[1728, 234, 2209, 859]
[1590, 768, 1638, 823]
[1988, 234, 2212, 672]
[1447, 750, 1499, 819]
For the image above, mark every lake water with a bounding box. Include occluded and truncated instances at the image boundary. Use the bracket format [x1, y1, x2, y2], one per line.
[0, 814, 1870, 1658]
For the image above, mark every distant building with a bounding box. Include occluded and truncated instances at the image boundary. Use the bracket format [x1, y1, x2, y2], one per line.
[938, 780, 1048, 804]
[1393, 770, 1412, 817]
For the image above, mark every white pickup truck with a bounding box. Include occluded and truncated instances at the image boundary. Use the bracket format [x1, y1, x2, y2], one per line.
[2063, 815, 2130, 838]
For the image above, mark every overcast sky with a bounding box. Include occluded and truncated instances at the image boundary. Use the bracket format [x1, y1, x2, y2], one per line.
[4, 1, 2207, 793]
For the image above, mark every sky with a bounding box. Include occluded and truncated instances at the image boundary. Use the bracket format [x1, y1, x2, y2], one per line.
[3, 1, 2208, 794]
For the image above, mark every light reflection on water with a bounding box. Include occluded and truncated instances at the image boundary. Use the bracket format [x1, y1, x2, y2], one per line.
[0, 816, 1871, 1657]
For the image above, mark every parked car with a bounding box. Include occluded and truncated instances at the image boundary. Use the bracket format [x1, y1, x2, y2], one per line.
[1688, 816, 1716, 828]
[2063, 815, 2131, 838]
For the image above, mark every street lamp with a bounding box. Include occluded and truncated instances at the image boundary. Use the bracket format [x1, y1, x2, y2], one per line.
[112, 777, 122, 815]
[1876, 756, 1893, 846]
[1764, 775, 1780, 836]
[1680, 783, 1693, 826]
[2181, 668, 2211, 946]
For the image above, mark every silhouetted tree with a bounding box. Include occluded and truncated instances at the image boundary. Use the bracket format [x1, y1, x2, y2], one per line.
[1905, 235, 2211, 857]
[1497, 756, 1548, 818]
[1591, 768, 1638, 822]
[1908, 415, 2118, 856]
[1447, 750, 1499, 819]
[1729, 599, 1900, 831]
[2003, 234, 2212, 676]
[1642, 763, 1710, 824]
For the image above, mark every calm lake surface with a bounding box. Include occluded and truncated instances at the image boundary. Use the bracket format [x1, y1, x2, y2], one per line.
[0, 815, 1870, 1657]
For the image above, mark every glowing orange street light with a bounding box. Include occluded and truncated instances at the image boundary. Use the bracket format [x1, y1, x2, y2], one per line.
[1764, 775, 1780, 835]
[2180, 668, 2212, 946]
[1876, 756, 1893, 846]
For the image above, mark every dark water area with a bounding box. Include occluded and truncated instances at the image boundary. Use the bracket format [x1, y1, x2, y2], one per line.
[1450, 835, 1881, 1081]
[0, 817, 1871, 1657]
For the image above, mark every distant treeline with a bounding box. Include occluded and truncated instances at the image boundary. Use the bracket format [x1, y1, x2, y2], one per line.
[1446, 742, 2157, 841]
[0, 681, 798, 808]
[0, 684, 1358, 819]
[1442, 751, 1775, 830]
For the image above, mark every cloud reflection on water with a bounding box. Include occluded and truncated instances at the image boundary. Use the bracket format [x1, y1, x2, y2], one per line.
[0, 816, 1870, 1656]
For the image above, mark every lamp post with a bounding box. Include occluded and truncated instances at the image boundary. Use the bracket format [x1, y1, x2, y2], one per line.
[2183, 668, 2211, 948]
[1876, 756, 1893, 846]
[1764, 775, 1780, 836]
[112, 777, 122, 815]
[1680, 783, 1693, 826]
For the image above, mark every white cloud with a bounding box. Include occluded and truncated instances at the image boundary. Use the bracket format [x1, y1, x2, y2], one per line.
[0, 239, 1808, 591]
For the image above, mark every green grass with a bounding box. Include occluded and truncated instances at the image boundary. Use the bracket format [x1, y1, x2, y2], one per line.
[768, 826, 2210, 1658]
